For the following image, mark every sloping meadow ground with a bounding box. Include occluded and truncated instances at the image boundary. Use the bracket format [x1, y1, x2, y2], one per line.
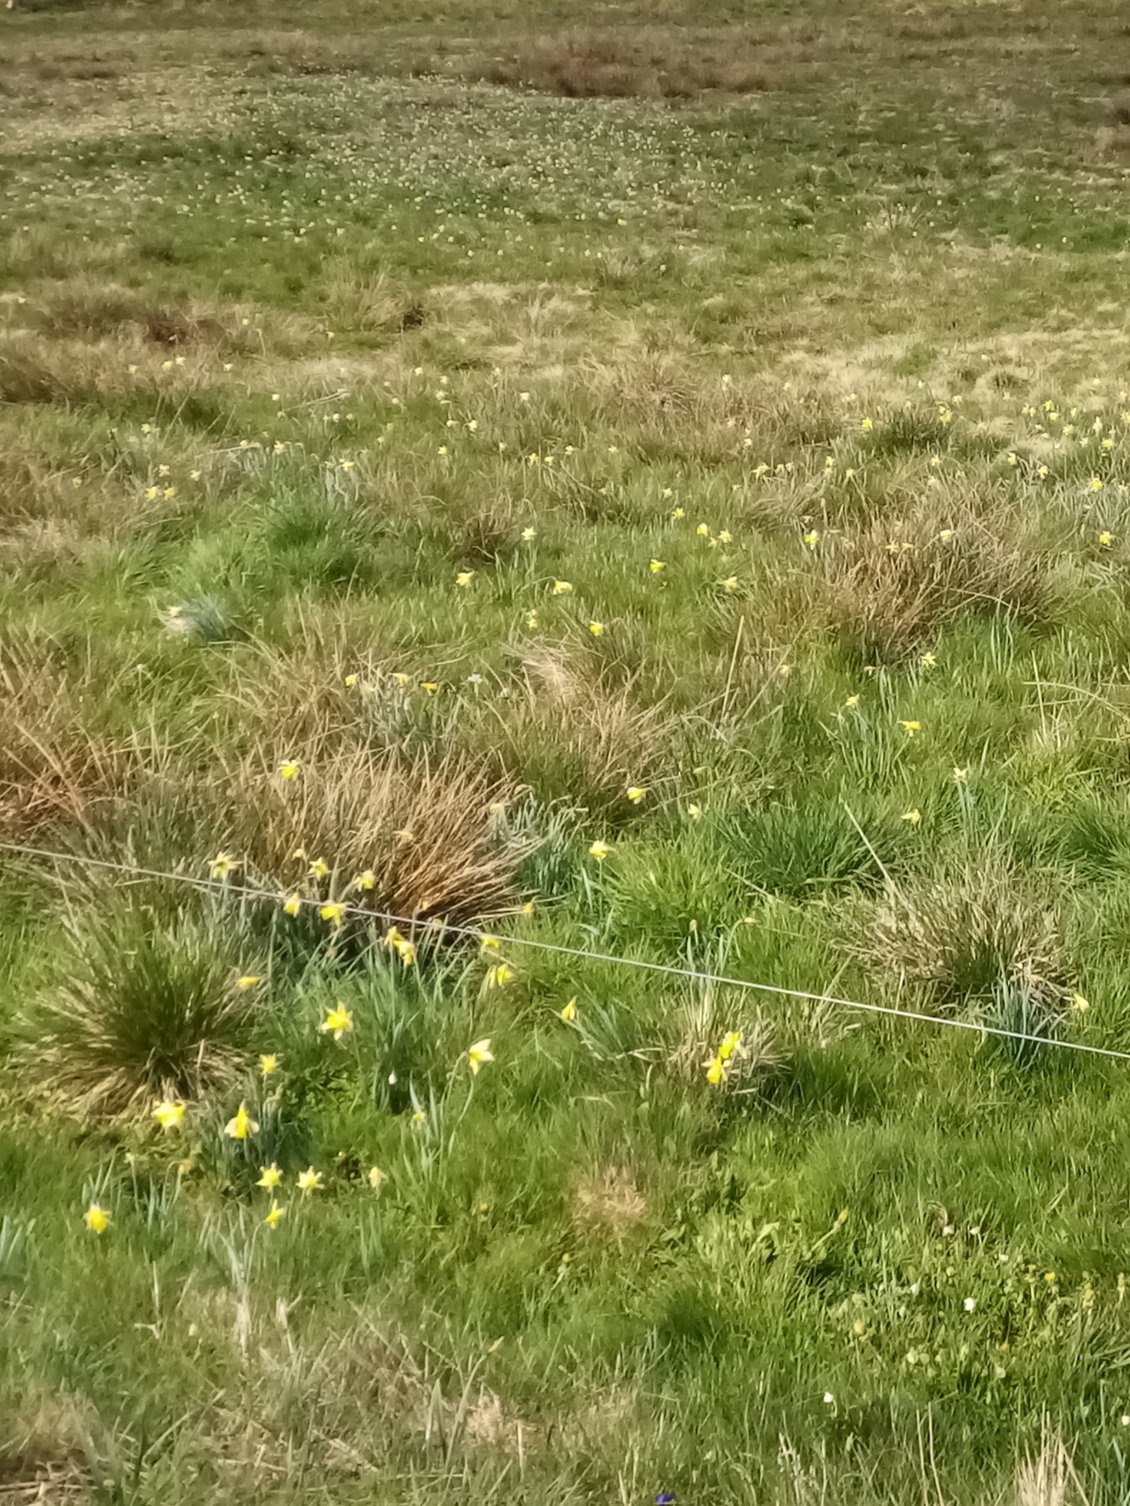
[4, 0, 1130, 1501]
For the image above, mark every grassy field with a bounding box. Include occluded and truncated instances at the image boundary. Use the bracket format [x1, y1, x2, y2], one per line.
[5, 0, 1130, 1500]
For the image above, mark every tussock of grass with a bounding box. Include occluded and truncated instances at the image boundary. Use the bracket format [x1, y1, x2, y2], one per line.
[486, 647, 669, 819]
[221, 745, 533, 931]
[20, 901, 254, 1117]
[473, 28, 774, 98]
[852, 860, 1069, 1019]
[814, 504, 1055, 662]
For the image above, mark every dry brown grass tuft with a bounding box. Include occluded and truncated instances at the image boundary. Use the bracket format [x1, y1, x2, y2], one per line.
[215, 744, 532, 930]
[812, 503, 1054, 663]
[850, 861, 1069, 1018]
[0, 641, 135, 840]
[0, 1390, 99, 1503]
[571, 1165, 648, 1244]
[33, 280, 228, 347]
[321, 261, 426, 338]
[485, 647, 669, 819]
[472, 28, 774, 99]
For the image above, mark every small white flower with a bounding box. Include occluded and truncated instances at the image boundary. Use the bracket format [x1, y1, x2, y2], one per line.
[822, 1392, 834, 1405]
[963, 1297, 977, 1312]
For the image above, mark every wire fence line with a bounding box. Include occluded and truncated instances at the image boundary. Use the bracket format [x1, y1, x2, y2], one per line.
[3, 837, 1129, 1064]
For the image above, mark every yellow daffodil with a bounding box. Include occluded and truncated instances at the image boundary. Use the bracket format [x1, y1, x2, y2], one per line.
[588, 839, 612, 862]
[1099, 531, 1114, 547]
[901, 809, 921, 825]
[720, 576, 738, 591]
[1072, 992, 1089, 1013]
[83, 1203, 110, 1235]
[589, 620, 605, 636]
[257, 1163, 282, 1189]
[900, 720, 921, 736]
[210, 852, 237, 880]
[282, 891, 302, 918]
[321, 1004, 353, 1041]
[525, 610, 539, 630]
[297, 1167, 323, 1193]
[521, 527, 536, 542]
[704, 1055, 726, 1086]
[420, 681, 439, 694]
[919, 652, 936, 669]
[344, 673, 358, 687]
[278, 759, 300, 780]
[845, 694, 861, 708]
[259, 1053, 280, 1078]
[396, 940, 417, 966]
[354, 869, 376, 892]
[803, 530, 820, 549]
[152, 1099, 186, 1131]
[860, 417, 873, 432]
[480, 935, 502, 954]
[551, 579, 574, 595]
[688, 803, 703, 820]
[235, 974, 262, 991]
[225, 1101, 258, 1140]
[263, 1200, 285, 1229]
[560, 997, 577, 1022]
[456, 570, 475, 587]
[648, 559, 666, 574]
[485, 962, 514, 989]
[467, 1038, 495, 1075]
[953, 766, 968, 783]
[368, 1166, 385, 1190]
[718, 1031, 743, 1062]
[626, 786, 647, 804]
[308, 857, 329, 880]
[319, 902, 345, 928]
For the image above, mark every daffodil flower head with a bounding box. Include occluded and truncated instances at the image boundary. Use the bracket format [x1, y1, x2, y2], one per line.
[900, 719, 921, 736]
[551, 579, 574, 596]
[718, 1030, 743, 1062]
[225, 1101, 259, 1140]
[235, 974, 262, 991]
[626, 786, 647, 805]
[455, 570, 475, 587]
[297, 1167, 323, 1193]
[263, 1200, 285, 1229]
[589, 620, 605, 636]
[648, 559, 666, 574]
[589, 839, 612, 863]
[354, 869, 377, 892]
[368, 1166, 385, 1190]
[278, 759, 300, 781]
[321, 1004, 353, 1041]
[319, 902, 345, 929]
[485, 962, 514, 990]
[308, 857, 329, 880]
[560, 997, 577, 1022]
[257, 1163, 283, 1189]
[84, 1203, 111, 1235]
[152, 1099, 186, 1131]
[282, 891, 302, 918]
[259, 1052, 280, 1078]
[704, 1054, 726, 1087]
[467, 1038, 495, 1075]
[210, 851, 237, 880]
